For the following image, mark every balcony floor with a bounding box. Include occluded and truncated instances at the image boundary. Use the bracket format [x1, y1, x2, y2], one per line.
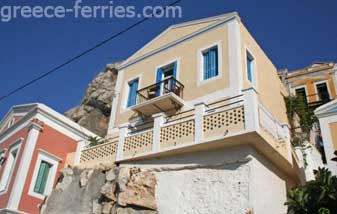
[131, 92, 184, 116]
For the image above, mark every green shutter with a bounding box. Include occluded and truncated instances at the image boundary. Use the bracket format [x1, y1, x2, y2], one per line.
[34, 161, 51, 194]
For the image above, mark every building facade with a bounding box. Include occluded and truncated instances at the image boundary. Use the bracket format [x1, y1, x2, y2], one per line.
[315, 100, 337, 175]
[279, 62, 337, 109]
[0, 104, 96, 214]
[79, 13, 302, 213]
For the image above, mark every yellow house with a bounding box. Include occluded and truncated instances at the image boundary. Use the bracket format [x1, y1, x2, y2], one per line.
[80, 12, 301, 213]
[279, 62, 337, 109]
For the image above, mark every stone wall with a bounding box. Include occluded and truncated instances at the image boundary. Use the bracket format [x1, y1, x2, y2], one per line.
[41, 166, 157, 214]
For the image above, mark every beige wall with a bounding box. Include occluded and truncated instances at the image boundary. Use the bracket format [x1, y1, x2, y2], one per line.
[329, 122, 337, 151]
[115, 23, 230, 126]
[240, 22, 289, 124]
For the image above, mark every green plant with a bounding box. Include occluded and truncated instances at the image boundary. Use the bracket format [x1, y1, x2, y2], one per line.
[285, 167, 337, 214]
[87, 136, 105, 147]
[285, 96, 317, 141]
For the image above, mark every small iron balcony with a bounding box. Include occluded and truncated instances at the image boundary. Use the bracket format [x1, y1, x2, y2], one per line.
[131, 77, 184, 116]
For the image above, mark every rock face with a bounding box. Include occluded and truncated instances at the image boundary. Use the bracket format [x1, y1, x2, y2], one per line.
[65, 63, 119, 137]
[41, 166, 158, 214]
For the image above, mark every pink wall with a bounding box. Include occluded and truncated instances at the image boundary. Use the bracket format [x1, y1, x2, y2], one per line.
[18, 123, 78, 214]
[0, 127, 29, 209]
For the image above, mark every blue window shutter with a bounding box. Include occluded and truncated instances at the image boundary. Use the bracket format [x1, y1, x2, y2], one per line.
[203, 52, 209, 79]
[173, 62, 177, 78]
[127, 80, 138, 107]
[203, 48, 218, 80]
[247, 54, 253, 82]
[156, 68, 163, 96]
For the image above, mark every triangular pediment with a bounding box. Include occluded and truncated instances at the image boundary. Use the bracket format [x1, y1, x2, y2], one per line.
[120, 12, 237, 68]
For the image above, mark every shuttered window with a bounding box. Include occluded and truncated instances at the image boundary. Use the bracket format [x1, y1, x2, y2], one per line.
[34, 161, 51, 194]
[203, 47, 218, 80]
[246, 51, 254, 82]
[127, 79, 139, 107]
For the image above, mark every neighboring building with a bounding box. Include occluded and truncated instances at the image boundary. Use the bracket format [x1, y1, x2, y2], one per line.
[278, 62, 337, 176]
[315, 100, 337, 175]
[0, 103, 96, 214]
[79, 12, 303, 213]
[278, 62, 337, 109]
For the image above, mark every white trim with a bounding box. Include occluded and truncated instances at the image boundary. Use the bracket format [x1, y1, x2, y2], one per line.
[0, 104, 97, 145]
[314, 80, 332, 101]
[108, 69, 125, 134]
[227, 18, 243, 94]
[0, 139, 22, 195]
[28, 150, 60, 200]
[244, 47, 258, 90]
[197, 41, 223, 86]
[317, 115, 337, 175]
[292, 85, 309, 102]
[120, 74, 142, 113]
[154, 57, 181, 82]
[7, 124, 40, 210]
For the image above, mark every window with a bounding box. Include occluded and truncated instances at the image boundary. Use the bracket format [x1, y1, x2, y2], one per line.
[246, 51, 255, 82]
[34, 161, 51, 194]
[295, 87, 307, 102]
[28, 150, 60, 199]
[7, 118, 15, 128]
[316, 82, 330, 102]
[202, 47, 218, 80]
[127, 79, 139, 107]
[0, 144, 20, 192]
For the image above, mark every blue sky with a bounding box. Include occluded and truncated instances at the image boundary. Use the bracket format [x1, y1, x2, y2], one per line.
[0, 0, 336, 118]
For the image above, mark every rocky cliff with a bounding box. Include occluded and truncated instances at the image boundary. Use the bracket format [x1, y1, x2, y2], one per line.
[65, 63, 119, 137]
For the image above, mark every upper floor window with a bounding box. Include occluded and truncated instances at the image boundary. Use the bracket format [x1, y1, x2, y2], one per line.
[202, 47, 218, 80]
[7, 118, 15, 128]
[127, 79, 139, 107]
[34, 161, 51, 194]
[246, 51, 255, 83]
[295, 87, 307, 102]
[315, 82, 330, 102]
[0, 143, 20, 192]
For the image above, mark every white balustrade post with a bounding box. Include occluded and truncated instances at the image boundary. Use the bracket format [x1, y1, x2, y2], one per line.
[116, 123, 129, 161]
[194, 102, 206, 144]
[152, 113, 166, 152]
[282, 124, 293, 164]
[74, 140, 86, 166]
[242, 87, 259, 133]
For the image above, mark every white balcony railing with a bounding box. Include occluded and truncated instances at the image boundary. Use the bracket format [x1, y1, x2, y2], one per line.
[79, 87, 291, 164]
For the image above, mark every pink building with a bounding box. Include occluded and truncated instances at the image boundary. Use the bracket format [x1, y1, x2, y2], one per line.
[0, 103, 96, 214]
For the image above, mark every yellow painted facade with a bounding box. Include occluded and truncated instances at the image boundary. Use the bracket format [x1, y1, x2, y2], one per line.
[111, 13, 289, 128]
[285, 63, 337, 103]
[115, 19, 230, 126]
[240, 23, 289, 124]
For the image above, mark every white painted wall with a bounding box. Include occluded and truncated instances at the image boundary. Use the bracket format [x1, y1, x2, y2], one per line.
[121, 145, 293, 214]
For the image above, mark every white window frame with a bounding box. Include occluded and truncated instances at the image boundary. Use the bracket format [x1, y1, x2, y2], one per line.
[155, 58, 181, 82]
[314, 80, 332, 101]
[28, 149, 61, 200]
[120, 75, 142, 113]
[154, 58, 181, 96]
[197, 41, 223, 86]
[0, 139, 22, 194]
[7, 117, 15, 129]
[244, 48, 258, 89]
[293, 85, 309, 101]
